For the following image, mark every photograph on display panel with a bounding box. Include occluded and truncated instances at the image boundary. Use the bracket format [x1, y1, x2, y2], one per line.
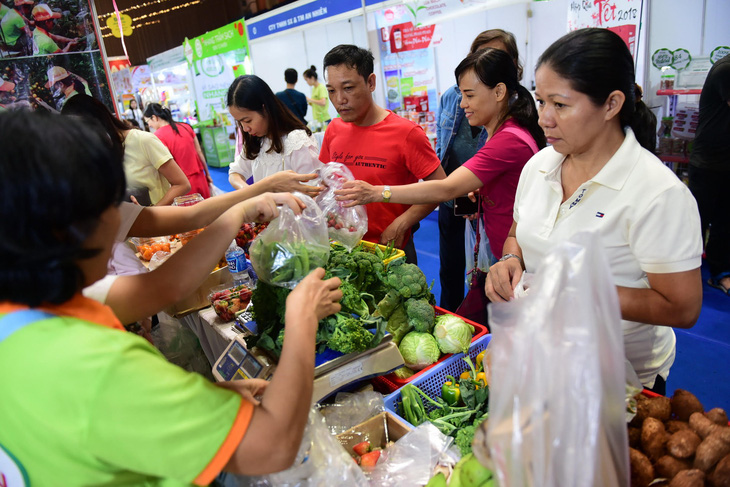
[0, 0, 98, 58]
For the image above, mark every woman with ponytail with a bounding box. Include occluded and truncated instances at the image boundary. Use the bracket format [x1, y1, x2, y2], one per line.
[144, 103, 212, 199]
[336, 47, 545, 260]
[485, 28, 703, 394]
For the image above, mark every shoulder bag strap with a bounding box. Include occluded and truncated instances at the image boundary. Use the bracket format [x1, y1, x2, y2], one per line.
[501, 126, 539, 154]
[0, 309, 54, 343]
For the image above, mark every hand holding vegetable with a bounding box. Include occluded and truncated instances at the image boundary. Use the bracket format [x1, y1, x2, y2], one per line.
[334, 179, 381, 207]
[285, 268, 342, 325]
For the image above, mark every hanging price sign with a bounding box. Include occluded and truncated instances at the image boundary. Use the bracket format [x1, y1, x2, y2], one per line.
[651, 48, 673, 69]
[671, 48, 692, 70]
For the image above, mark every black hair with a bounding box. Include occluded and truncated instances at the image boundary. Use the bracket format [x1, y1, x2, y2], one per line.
[143, 102, 179, 135]
[226, 74, 311, 160]
[284, 68, 298, 84]
[61, 94, 130, 163]
[537, 28, 654, 151]
[323, 45, 374, 82]
[632, 83, 658, 153]
[455, 48, 546, 150]
[0, 110, 125, 306]
[469, 29, 523, 81]
[303, 65, 318, 81]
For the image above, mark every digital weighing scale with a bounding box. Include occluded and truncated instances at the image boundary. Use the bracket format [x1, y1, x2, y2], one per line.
[212, 316, 404, 402]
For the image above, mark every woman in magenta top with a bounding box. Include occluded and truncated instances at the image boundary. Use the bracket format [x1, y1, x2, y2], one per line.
[336, 48, 546, 258]
[144, 103, 212, 199]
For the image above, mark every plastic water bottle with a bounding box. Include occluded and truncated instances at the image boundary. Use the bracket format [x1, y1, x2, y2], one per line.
[225, 240, 253, 288]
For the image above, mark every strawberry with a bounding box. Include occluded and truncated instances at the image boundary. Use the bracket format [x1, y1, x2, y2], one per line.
[352, 441, 371, 456]
[359, 450, 381, 469]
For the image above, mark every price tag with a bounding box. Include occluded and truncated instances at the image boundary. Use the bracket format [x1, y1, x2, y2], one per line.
[652, 48, 673, 69]
[671, 49, 692, 70]
[710, 46, 730, 64]
[329, 359, 364, 387]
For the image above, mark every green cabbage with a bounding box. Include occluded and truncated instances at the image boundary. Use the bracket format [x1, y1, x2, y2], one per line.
[399, 331, 441, 370]
[433, 314, 474, 354]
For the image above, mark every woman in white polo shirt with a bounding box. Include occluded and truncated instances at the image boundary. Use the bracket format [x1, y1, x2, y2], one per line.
[485, 28, 703, 394]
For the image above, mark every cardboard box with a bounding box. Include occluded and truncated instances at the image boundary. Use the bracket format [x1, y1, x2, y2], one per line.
[336, 412, 411, 454]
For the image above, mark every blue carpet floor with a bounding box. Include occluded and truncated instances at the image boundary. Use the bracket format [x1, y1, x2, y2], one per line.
[209, 166, 730, 410]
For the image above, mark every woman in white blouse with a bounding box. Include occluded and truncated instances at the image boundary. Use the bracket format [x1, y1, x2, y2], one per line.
[227, 75, 322, 194]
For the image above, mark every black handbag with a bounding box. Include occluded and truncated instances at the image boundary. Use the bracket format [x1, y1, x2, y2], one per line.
[455, 204, 490, 329]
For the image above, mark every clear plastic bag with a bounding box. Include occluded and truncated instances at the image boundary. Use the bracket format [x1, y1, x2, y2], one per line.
[482, 232, 629, 487]
[249, 192, 330, 289]
[315, 163, 368, 251]
[318, 391, 385, 435]
[368, 422, 458, 486]
[236, 407, 369, 487]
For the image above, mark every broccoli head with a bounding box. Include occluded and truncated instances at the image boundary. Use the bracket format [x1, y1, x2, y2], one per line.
[386, 263, 428, 298]
[339, 280, 371, 317]
[326, 247, 384, 292]
[385, 303, 411, 345]
[405, 298, 435, 333]
[326, 313, 373, 354]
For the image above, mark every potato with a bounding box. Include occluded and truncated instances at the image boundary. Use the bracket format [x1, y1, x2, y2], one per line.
[669, 469, 705, 487]
[668, 430, 703, 459]
[647, 396, 673, 421]
[707, 408, 730, 426]
[667, 420, 693, 434]
[656, 455, 692, 480]
[629, 426, 642, 449]
[630, 447, 655, 487]
[694, 433, 730, 472]
[709, 453, 730, 487]
[691, 411, 721, 439]
[632, 394, 652, 427]
[643, 417, 669, 462]
[672, 390, 705, 422]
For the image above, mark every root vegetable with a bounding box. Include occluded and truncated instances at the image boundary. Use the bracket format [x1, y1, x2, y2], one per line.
[630, 447, 655, 487]
[667, 430, 702, 459]
[642, 417, 669, 462]
[667, 420, 692, 434]
[690, 412, 726, 439]
[656, 455, 692, 480]
[647, 396, 673, 421]
[707, 408, 730, 426]
[669, 469, 705, 487]
[694, 433, 730, 472]
[672, 389, 704, 422]
[709, 453, 730, 487]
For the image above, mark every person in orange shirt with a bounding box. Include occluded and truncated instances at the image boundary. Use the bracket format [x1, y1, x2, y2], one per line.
[0, 109, 342, 485]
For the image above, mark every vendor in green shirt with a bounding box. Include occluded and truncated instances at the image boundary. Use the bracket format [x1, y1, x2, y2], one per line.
[0, 0, 33, 55]
[31, 3, 78, 54]
[303, 65, 332, 128]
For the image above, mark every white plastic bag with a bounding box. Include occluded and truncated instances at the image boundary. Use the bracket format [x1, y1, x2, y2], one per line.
[236, 407, 369, 487]
[369, 422, 458, 487]
[483, 232, 629, 487]
[249, 192, 330, 289]
[464, 218, 495, 272]
[315, 163, 368, 250]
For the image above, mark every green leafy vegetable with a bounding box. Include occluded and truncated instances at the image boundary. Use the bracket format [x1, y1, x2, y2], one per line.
[399, 331, 441, 370]
[433, 314, 475, 355]
[386, 303, 411, 345]
[405, 297, 435, 333]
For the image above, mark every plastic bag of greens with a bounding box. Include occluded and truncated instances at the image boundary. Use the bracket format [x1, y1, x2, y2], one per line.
[481, 232, 629, 487]
[249, 192, 330, 289]
[315, 163, 368, 251]
[235, 407, 369, 487]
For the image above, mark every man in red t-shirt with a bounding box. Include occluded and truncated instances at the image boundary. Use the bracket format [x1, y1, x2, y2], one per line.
[319, 45, 445, 263]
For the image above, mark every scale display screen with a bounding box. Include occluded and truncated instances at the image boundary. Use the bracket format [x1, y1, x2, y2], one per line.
[215, 339, 267, 381]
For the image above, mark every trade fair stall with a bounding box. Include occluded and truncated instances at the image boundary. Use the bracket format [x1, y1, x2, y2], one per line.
[147, 45, 197, 125]
[184, 19, 252, 167]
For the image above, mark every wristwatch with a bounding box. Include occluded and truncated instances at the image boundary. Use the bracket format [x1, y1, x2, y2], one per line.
[382, 185, 392, 203]
[499, 253, 524, 269]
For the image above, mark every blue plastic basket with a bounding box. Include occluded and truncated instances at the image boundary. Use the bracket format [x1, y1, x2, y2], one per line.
[383, 334, 492, 428]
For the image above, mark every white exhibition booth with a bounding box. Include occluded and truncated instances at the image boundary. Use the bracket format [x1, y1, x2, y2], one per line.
[242, 0, 729, 124]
